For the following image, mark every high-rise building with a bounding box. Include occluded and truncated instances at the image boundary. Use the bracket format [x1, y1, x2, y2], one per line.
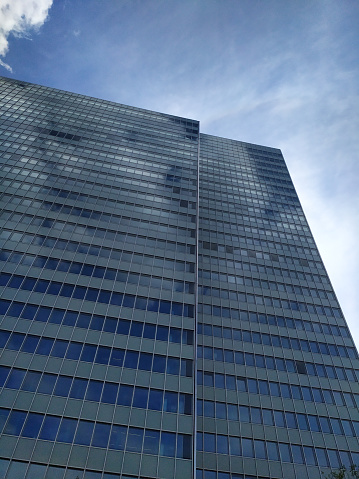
[0, 76, 358, 479]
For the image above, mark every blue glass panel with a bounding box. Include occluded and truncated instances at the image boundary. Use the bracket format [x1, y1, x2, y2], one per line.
[101, 383, 118, 404]
[116, 319, 130, 335]
[109, 425, 127, 450]
[117, 385, 133, 406]
[109, 348, 124, 367]
[86, 380, 103, 402]
[80, 344, 96, 362]
[126, 427, 143, 452]
[38, 374, 57, 394]
[148, 390, 163, 411]
[124, 351, 138, 369]
[74, 420, 94, 445]
[77, 313, 91, 328]
[22, 413, 43, 438]
[143, 324, 156, 339]
[95, 346, 111, 365]
[36, 338, 54, 355]
[0, 409, 10, 432]
[178, 434, 192, 459]
[203, 433, 215, 453]
[103, 318, 116, 333]
[39, 416, 61, 441]
[164, 392, 177, 413]
[21, 304, 37, 319]
[36, 306, 52, 322]
[0, 366, 10, 387]
[7, 333, 25, 350]
[5, 369, 25, 389]
[0, 299, 10, 314]
[0, 331, 10, 348]
[69, 378, 88, 399]
[132, 387, 148, 409]
[54, 376, 72, 397]
[63, 311, 77, 326]
[143, 430, 160, 455]
[57, 418, 77, 443]
[152, 355, 166, 373]
[4, 410, 27, 435]
[66, 342, 82, 360]
[92, 423, 110, 448]
[22, 371, 41, 392]
[51, 340, 68, 358]
[110, 292, 123, 306]
[72, 285, 86, 299]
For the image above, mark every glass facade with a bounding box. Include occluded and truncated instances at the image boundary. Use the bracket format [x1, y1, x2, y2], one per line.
[0, 76, 358, 479]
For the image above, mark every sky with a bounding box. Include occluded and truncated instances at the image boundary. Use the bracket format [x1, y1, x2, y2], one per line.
[0, 0, 358, 346]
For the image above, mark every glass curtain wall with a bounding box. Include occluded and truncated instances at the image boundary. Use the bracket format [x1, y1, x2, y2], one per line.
[0, 77, 199, 479]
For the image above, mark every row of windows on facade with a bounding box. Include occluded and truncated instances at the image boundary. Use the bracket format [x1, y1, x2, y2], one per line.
[197, 371, 358, 409]
[199, 231, 318, 259]
[200, 207, 307, 232]
[2, 135, 197, 173]
[1, 82, 197, 126]
[200, 177, 297, 200]
[0, 231, 195, 272]
[5, 155, 197, 191]
[0, 299, 194, 345]
[201, 181, 300, 210]
[201, 168, 293, 189]
[3, 210, 195, 241]
[0, 367, 192, 414]
[3, 189, 196, 225]
[0, 250, 195, 294]
[1, 113, 199, 146]
[0, 145, 194, 185]
[198, 298, 342, 322]
[200, 215, 310, 238]
[196, 469, 281, 479]
[197, 433, 354, 469]
[197, 400, 358, 437]
[199, 261, 328, 289]
[0, 458, 141, 479]
[0, 273, 195, 318]
[4, 131, 198, 167]
[0, 409, 192, 459]
[199, 281, 335, 307]
[1, 98, 198, 133]
[200, 192, 300, 217]
[200, 253, 324, 280]
[197, 345, 357, 382]
[8, 202, 194, 252]
[28, 135, 197, 167]
[203, 215, 314, 246]
[200, 242, 318, 272]
[7, 123, 198, 160]
[203, 155, 287, 176]
[37, 182, 197, 211]
[20, 141, 198, 177]
[200, 311, 349, 339]
[0, 330, 193, 377]
[3, 164, 197, 200]
[32, 121, 198, 149]
[198, 323, 354, 360]
[0, 87, 199, 130]
[5, 175, 197, 219]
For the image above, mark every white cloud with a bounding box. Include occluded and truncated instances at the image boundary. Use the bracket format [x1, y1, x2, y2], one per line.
[0, 57, 12, 72]
[0, 0, 53, 60]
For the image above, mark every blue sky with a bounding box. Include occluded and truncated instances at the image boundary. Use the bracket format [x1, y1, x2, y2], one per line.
[1, 0, 359, 345]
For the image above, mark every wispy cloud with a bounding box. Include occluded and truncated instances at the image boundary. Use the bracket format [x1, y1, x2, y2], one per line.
[0, 57, 12, 72]
[0, 0, 53, 70]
